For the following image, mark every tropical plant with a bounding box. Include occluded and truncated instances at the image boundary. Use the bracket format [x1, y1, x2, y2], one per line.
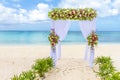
[106, 72, 120, 80]
[11, 57, 54, 80]
[95, 56, 116, 80]
[11, 75, 19, 80]
[97, 62, 115, 79]
[95, 56, 112, 65]
[46, 57, 54, 70]
[32, 58, 49, 78]
[11, 70, 35, 80]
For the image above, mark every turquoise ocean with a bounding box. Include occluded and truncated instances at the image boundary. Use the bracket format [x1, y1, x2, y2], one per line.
[0, 31, 120, 44]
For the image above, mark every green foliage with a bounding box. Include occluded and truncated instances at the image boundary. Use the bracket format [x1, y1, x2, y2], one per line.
[32, 57, 53, 77]
[46, 57, 54, 70]
[97, 63, 115, 79]
[32, 58, 49, 77]
[95, 56, 112, 65]
[11, 57, 54, 80]
[11, 75, 19, 80]
[106, 72, 120, 80]
[95, 56, 120, 80]
[48, 8, 97, 20]
[11, 70, 35, 80]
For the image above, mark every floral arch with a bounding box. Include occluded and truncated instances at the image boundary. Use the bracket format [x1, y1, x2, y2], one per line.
[48, 8, 98, 68]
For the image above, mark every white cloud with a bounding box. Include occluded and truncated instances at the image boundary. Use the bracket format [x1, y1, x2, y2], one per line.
[109, 9, 119, 15]
[28, 3, 50, 21]
[112, 0, 120, 9]
[58, 0, 120, 17]
[37, 3, 49, 10]
[0, 3, 50, 24]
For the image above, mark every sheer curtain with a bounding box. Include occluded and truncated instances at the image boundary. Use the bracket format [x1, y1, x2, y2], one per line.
[54, 20, 70, 59]
[50, 20, 70, 65]
[79, 19, 96, 67]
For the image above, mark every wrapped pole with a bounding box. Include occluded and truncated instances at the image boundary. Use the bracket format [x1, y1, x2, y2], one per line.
[89, 47, 94, 68]
[50, 46, 57, 66]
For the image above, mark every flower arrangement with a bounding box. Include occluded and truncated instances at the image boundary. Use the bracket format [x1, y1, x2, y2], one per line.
[48, 29, 59, 49]
[87, 31, 98, 49]
[48, 8, 97, 20]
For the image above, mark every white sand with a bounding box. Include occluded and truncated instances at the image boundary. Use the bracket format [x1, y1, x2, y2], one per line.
[0, 44, 120, 80]
[45, 59, 99, 80]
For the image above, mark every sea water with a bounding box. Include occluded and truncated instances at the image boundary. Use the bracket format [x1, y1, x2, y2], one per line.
[0, 31, 120, 44]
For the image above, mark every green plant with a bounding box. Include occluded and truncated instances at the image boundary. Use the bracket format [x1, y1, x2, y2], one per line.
[95, 56, 112, 65]
[32, 58, 49, 77]
[107, 72, 120, 80]
[11, 57, 54, 80]
[97, 63, 115, 79]
[95, 56, 115, 80]
[11, 75, 19, 80]
[11, 70, 35, 80]
[46, 57, 54, 70]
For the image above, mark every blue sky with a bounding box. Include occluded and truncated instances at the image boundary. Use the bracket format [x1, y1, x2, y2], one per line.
[0, 0, 120, 31]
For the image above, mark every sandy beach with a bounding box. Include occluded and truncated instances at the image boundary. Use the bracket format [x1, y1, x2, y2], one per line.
[0, 44, 120, 80]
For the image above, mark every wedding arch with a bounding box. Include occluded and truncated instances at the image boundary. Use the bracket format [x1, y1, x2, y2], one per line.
[48, 8, 98, 68]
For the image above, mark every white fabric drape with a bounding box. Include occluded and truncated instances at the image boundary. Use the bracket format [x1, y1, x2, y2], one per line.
[50, 21, 56, 66]
[79, 19, 96, 67]
[54, 20, 70, 59]
[89, 48, 95, 67]
[50, 47, 57, 66]
[54, 20, 70, 40]
[79, 19, 96, 39]
[50, 20, 70, 65]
